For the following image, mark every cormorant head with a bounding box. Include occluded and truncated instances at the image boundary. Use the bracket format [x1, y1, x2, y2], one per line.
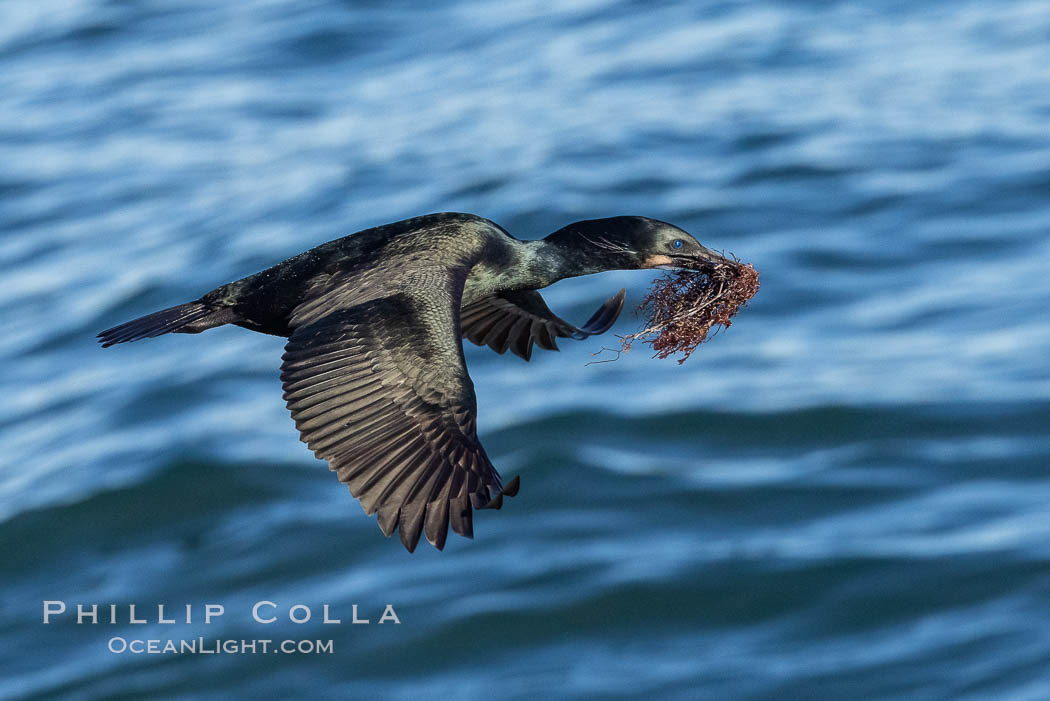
[545, 216, 725, 274]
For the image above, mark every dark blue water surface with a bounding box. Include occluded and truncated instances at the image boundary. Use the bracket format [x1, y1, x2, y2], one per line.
[3, 1, 1050, 698]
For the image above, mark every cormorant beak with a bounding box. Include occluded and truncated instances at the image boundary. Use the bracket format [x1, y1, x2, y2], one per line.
[680, 244, 728, 270]
[646, 245, 728, 271]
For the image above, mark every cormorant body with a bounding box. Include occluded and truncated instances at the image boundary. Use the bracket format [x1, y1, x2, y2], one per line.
[99, 213, 722, 551]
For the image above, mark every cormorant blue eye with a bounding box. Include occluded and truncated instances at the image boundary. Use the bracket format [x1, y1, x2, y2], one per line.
[672, 239, 684, 249]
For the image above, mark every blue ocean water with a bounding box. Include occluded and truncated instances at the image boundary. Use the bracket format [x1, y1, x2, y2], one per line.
[2, 0, 1050, 698]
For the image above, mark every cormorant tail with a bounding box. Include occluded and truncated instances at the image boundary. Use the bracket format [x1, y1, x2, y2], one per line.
[97, 301, 213, 347]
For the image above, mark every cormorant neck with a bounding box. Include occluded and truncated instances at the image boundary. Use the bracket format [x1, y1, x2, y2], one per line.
[525, 227, 635, 287]
[518, 239, 597, 288]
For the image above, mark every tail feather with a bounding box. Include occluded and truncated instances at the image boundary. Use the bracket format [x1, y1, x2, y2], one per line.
[97, 301, 212, 347]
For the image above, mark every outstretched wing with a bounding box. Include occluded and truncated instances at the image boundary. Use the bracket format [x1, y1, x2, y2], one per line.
[460, 288, 625, 360]
[280, 276, 518, 552]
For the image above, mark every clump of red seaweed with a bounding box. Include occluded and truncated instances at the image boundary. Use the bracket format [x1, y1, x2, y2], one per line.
[613, 257, 760, 364]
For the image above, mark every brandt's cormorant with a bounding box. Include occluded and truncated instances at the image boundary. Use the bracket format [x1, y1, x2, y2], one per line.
[99, 213, 724, 551]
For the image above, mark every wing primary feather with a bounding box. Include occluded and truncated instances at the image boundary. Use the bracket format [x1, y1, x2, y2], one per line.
[502, 475, 520, 496]
[377, 503, 400, 537]
[535, 323, 559, 351]
[338, 434, 426, 499]
[506, 317, 533, 358]
[480, 315, 517, 349]
[357, 439, 434, 515]
[579, 288, 626, 335]
[424, 483, 453, 550]
[398, 456, 449, 553]
[449, 492, 474, 538]
[463, 313, 506, 344]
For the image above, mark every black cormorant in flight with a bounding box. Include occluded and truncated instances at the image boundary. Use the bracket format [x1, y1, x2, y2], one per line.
[98, 213, 723, 551]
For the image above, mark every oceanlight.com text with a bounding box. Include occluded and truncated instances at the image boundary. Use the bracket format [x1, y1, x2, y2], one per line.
[108, 637, 334, 655]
